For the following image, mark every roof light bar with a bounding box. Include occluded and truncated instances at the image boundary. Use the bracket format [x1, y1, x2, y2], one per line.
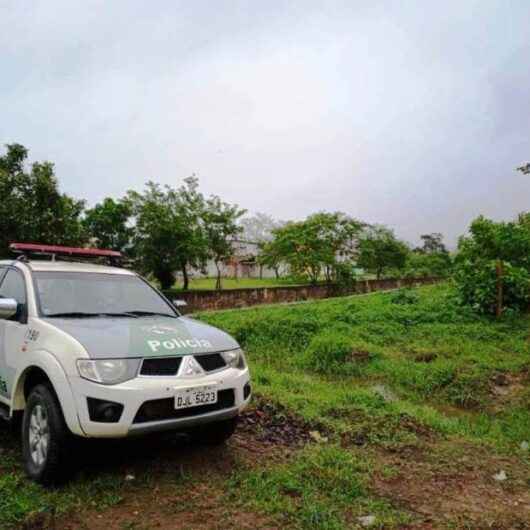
[9, 243, 122, 259]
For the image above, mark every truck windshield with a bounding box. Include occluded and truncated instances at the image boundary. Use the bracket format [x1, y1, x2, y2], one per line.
[34, 272, 177, 318]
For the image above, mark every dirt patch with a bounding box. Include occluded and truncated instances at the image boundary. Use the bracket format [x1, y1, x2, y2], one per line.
[237, 397, 317, 447]
[414, 352, 438, 363]
[489, 372, 529, 409]
[58, 483, 278, 530]
[373, 439, 530, 529]
[45, 400, 312, 530]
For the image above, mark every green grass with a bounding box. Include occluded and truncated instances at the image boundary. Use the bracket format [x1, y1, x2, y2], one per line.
[228, 444, 410, 529]
[198, 284, 530, 526]
[173, 276, 307, 290]
[2, 283, 530, 529]
[200, 284, 530, 448]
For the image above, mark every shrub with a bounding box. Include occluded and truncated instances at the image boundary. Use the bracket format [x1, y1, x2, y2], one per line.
[454, 259, 530, 315]
[389, 288, 419, 305]
[301, 330, 375, 375]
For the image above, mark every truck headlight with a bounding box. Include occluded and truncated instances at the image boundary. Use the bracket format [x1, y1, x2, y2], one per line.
[77, 359, 141, 385]
[221, 348, 246, 369]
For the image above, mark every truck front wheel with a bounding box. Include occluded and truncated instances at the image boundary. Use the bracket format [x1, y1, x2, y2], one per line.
[22, 384, 71, 485]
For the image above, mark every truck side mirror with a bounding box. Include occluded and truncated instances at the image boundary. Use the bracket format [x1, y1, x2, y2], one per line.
[0, 298, 18, 320]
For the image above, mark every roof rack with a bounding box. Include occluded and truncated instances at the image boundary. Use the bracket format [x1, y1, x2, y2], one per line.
[9, 243, 123, 266]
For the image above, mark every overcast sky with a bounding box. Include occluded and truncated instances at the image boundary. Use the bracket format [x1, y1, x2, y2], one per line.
[1, 1, 529, 246]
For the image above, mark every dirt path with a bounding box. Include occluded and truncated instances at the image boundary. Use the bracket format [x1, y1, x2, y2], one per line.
[11, 402, 530, 530]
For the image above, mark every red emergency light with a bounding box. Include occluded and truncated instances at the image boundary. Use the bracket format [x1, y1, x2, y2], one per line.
[9, 242, 122, 260]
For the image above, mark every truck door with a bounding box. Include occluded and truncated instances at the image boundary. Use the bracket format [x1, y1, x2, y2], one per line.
[0, 268, 28, 400]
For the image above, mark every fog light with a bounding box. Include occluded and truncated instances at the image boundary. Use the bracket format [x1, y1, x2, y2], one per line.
[243, 383, 251, 400]
[87, 398, 124, 423]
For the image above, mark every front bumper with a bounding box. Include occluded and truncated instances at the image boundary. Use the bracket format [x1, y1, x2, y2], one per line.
[70, 367, 251, 437]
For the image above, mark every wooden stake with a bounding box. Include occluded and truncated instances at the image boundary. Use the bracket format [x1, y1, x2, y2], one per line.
[496, 259, 504, 318]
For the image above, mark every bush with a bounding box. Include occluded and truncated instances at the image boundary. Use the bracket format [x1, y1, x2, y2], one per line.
[389, 288, 419, 305]
[454, 259, 530, 315]
[301, 330, 376, 375]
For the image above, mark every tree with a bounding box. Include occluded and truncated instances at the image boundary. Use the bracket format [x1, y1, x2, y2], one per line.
[405, 251, 452, 278]
[454, 215, 530, 316]
[516, 163, 530, 175]
[417, 233, 448, 255]
[203, 196, 246, 289]
[407, 232, 451, 277]
[239, 213, 284, 243]
[357, 226, 409, 279]
[0, 144, 86, 257]
[126, 177, 209, 290]
[83, 198, 133, 252]
[260, 212, 363, 284]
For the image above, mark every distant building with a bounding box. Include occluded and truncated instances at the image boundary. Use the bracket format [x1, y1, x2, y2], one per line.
[194, 239, 287, 279]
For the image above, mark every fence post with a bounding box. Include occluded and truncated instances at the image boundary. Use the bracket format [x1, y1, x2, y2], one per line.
[496, 259, 504, 318]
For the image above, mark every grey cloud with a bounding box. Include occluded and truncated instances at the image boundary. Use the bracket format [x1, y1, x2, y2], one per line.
[1, 0, 529, 247]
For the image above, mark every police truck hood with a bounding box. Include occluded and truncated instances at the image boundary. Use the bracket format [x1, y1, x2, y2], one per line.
[43, 316, 239, 359]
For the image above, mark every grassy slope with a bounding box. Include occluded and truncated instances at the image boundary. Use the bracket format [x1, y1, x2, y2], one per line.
[199, 284, 530, 527]
[1, 284, 530, 529]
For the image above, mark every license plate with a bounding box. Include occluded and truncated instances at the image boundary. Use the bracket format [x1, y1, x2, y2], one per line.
[174, 384, 218, 410]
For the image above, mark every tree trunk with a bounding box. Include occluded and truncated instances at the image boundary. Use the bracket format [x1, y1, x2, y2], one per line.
[273, 266, 280, 280]
[496, 259, 504, 318]
[376, 267, 382, 280]
[259, 264, 263, 280]
[215, 262, 222, 290]
[181, 265, 189, 291]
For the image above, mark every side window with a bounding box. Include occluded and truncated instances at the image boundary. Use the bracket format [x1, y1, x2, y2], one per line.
[0, 269, 27, 320]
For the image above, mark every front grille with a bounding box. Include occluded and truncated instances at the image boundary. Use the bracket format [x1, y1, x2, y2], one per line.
[140, 357, 182, 376]
[133, 389, 235, 424]
[194, 353, 226, 372]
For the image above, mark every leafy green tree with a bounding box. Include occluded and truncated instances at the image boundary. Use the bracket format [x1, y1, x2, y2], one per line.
[454, 215, 530, 315]
[357, 226, 409, 279]
[203, 196, 246, 289]
[407, 232, 451, 277]
[405, 251, 452, 278]
[83, 198, 133, 252]
[127, 177, 209, 290]
[0, 143, 85, 257]
[260, 212, 363, 284]
[417, 233, 448, 255]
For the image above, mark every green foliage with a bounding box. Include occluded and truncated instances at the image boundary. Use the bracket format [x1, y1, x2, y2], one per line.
[228, 445, 406, 529]
[389, 288, 419, 305]
[202, 195, 246, 289]
[83, 198, 133, 252]
[357, 226, 409, 279]
[201, 284, 530, 447]
[405, 251, 452, 278]
[260, 212, 363, 284]
[0, 144, 86, 257]
[127, 177, 244, 290]
[455, 259, 530, 315]
[302, 331, 353, 373]
[300, 329, 376, 376]
[454, 214, 530, 314]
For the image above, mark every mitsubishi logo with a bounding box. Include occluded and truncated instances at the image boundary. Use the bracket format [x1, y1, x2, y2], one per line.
[179, 355, 204, 377]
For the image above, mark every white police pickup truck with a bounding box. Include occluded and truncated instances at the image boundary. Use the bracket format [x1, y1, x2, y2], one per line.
[0, 243, 251, 485]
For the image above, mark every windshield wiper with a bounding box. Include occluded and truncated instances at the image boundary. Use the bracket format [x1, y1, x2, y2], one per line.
[46, 312, 103, 318]
[126, 310, 176, 318]
[46, 312, 139, 319]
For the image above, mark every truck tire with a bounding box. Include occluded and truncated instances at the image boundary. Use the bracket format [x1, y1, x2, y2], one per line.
[188, 416, 238, 445]
[22, 384, 71, 485]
